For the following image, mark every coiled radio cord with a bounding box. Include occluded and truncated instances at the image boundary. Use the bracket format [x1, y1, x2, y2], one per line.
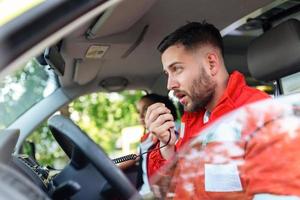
[112, 130, 172, 164]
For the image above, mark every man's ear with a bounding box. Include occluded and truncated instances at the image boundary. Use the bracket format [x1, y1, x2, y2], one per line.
[207, 52, 218, 76]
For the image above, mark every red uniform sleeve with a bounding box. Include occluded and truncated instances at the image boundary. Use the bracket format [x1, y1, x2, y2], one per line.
[147, 142, 167, 178]
[147, 137, 182, 178]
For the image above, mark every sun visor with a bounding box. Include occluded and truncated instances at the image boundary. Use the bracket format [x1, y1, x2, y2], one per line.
[86, 0, 157, 39]
[247, 19, 300, 81]
[73, 59, 102, 85]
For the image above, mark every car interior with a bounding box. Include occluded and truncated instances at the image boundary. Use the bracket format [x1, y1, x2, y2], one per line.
[247, 18, 300, 95]
[0, 0, 300, 199]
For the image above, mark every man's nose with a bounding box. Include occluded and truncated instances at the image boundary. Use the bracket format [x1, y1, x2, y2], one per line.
[167, 76, 179, 90]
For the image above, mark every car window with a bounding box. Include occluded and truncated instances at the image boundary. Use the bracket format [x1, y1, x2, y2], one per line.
[68, 91, 183, 158]
[0, 58, 59, 129]
[20, 90, 149, 169]
[68, 90, 145, 158]
[281, 72, 300, 95]
[23, 121, 69, 169]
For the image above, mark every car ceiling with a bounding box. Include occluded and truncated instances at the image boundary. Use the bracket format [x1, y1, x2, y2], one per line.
[58, 0, 277, 96]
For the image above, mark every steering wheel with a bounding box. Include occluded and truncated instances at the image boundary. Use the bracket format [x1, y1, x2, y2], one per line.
[48, 115, 138, 199]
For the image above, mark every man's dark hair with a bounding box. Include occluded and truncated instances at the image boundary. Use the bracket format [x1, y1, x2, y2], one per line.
[157, 21, 224, 56]
[141, 94, 178, 121]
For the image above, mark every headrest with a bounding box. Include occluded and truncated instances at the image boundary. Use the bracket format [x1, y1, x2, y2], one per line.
[247, 19, 300, 81]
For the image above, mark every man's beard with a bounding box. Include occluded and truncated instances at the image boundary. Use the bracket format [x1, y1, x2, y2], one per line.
[184, 69, 216, 112]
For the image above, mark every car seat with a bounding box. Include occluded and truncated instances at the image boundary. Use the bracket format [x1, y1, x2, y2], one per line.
[247, 19, 300, 96]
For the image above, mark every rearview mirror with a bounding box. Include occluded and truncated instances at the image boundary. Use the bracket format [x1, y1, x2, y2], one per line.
[44, 46, 65, 76]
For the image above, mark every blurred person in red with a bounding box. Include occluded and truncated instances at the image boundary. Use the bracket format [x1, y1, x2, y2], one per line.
[151, 98, 300, 200]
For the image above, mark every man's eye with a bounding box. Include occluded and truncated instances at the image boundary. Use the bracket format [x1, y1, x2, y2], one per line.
[173, 66, 183, 73]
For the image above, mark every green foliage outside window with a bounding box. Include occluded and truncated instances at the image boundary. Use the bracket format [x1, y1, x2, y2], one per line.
[69, 91, 145, 154]
[23, 123, 68, 169]
[26, 90, 145, 167]
[1, 57, 146, 168]
[0, 59, 52, 129]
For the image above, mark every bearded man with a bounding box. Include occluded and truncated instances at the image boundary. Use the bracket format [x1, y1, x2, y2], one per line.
[145, 22, 269, 177]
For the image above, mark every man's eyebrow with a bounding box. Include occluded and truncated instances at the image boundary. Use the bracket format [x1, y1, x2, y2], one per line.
[163, 62, 183, 75]
[166, 61, 182, 69]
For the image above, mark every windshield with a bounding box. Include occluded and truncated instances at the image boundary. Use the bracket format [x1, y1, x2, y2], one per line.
[0, 58, 59, 129]
[151, 93, 300, 199]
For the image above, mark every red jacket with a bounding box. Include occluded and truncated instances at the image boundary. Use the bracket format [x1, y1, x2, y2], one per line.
[147, 71, 270, 178]
[153, 95, 300, 200]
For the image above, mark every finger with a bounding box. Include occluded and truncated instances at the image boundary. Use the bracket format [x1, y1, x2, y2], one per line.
[153, 113, 174, 128]
[146, 106, 171, 127]
[151, 121, 175, 138]
[149, 115, 175, 133]
[147, 102, 165, 113]
[145, 103, 164, 118]
[158, 113, 174, 123]
[145, 103, 164, 123]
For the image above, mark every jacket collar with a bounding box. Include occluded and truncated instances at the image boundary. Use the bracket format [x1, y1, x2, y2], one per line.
[214, 70, 246, 108]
